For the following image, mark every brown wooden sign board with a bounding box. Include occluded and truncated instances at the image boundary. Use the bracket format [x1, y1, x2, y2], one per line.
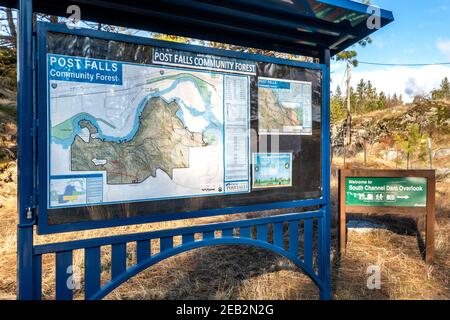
[338, 168, 436, 263]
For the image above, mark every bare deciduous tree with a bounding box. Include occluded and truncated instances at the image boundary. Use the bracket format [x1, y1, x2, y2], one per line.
[0, 7, 16, 48]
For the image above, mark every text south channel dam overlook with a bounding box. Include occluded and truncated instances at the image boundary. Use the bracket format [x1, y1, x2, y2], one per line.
[347, 184, 425, 192]
[349, 185, 423, 192]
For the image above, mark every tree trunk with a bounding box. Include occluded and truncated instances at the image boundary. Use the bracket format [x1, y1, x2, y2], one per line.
[346, 61, 352, 146]
[428, 138, 433, 169]
[6, 8, 16, 44]
[0, 8, 17, 48]
[363, 139, 367, 166]
[343, 127, 347, 166]
[406, 152, 410, 169]
[330, 144, 334, 166]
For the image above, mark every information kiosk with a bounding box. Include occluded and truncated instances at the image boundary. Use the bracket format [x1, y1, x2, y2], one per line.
[4, 0, 394, 300]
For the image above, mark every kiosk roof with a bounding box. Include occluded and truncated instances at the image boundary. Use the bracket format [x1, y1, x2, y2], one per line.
[2, 0, 394, 57]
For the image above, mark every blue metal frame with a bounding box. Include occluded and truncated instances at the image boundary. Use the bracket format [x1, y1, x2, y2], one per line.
[36, 22, 327, 235]
[16, 0, 334, 300]
[16, 0, 35, 300]
[32, 210, 328, 300]
[319, 48, 331, 299]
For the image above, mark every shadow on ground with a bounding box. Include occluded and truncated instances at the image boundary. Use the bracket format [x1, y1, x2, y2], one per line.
[106, 245, 319, 300]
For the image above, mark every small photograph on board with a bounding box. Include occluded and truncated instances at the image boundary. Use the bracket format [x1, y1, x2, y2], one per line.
[252, 153, 293, 189]
[258, 77, 312, 135]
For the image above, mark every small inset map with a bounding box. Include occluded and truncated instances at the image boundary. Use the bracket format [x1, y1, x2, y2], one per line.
[252, 153, 292, 189]
[258, 77, 312, 135]
[50, 177, 86, 207]
[50, 174, 103, 208]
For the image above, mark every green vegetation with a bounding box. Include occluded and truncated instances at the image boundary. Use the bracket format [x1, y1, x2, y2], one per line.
[431, 77, 450, 101]
[331, 79, 400, 123]
[394, 124, 429, 169]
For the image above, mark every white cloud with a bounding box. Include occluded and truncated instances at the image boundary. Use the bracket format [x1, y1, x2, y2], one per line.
[437, 39, 450, 59]
[332, 64, 450, 103]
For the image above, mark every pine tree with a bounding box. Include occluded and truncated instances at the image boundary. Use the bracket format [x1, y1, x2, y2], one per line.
[331, 86, 346, 123]
[356, 79, 366, 114]
[378, 91, 387, 110]
[432, 77, 450, 100]
[394, 124, 428, 169]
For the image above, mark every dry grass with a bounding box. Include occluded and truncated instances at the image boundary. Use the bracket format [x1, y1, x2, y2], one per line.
[1, 158, 448, 300]
[105, 246, 319, 300]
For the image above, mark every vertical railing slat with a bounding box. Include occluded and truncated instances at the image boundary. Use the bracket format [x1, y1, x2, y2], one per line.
[160, 237, 173, 251]
[317, 217, 324, 278]
[273, 223, 284, 247]
[85, 246, 101, 299]
[136, 240, 151, 264]
[55, 251, 73, 300]
[256, 224, 268, 242]
[182, 234, 195, 244]
[240, 226, 251, 238]
[33, 254, 42, 300]
[289, 221, 299, 257]
[203, 231, 215, 239]
[304, 219, 313, 269]
[222, 229, 233, 237]
[111, 243, 127, 279]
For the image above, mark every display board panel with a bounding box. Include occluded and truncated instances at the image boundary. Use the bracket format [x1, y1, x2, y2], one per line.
[37, 24, 324, 233]
[48, 53, 251, 207]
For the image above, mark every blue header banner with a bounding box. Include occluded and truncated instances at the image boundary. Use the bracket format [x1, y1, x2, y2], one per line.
[258, 78, 290, 89]
[47, 54, 123, 85]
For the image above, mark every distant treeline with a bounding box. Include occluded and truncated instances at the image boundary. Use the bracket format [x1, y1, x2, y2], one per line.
[331, 79, 404, 123]
[331, 77, 450, 123]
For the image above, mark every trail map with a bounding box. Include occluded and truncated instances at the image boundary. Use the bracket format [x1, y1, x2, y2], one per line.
[258, 77, 312, 135]
[48, 53, 251, 208]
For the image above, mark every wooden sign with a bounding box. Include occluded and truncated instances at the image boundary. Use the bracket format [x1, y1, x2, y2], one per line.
[338, 168, 436, 263]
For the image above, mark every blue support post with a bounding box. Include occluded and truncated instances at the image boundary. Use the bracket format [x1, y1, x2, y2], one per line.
[85, 247, 101, 299]
[320, 48, 332, 300]
[17, 0, 36, 300]
[303, 219, 313, 269]
[111, 243, 127, 278]
[55, 251, 73, 300]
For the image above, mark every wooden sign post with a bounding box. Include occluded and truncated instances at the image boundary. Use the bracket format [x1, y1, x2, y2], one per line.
[338, 169, 436, 263]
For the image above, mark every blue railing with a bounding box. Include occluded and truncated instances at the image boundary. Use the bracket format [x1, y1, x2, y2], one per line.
[32, 210, 327, 300]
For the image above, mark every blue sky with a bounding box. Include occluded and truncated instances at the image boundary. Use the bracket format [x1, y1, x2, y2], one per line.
[332, 0, 450, 101]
